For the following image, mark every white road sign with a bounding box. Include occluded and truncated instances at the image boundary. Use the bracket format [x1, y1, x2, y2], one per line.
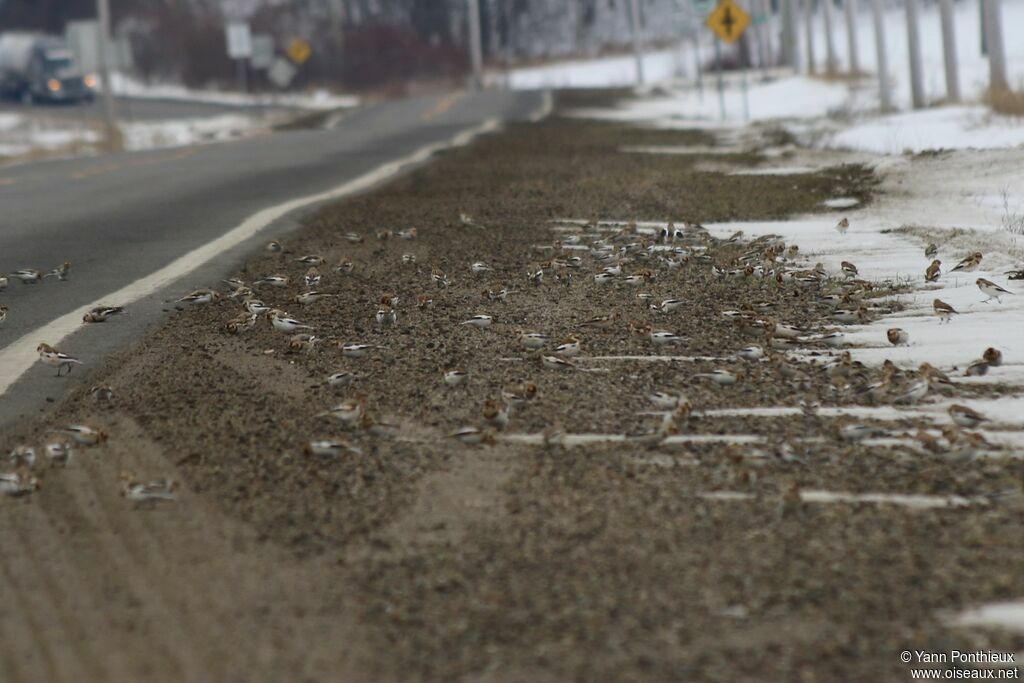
[225, 23, 252, 59]
[250, 35, 274, 70]
[268, 58, 296, 88]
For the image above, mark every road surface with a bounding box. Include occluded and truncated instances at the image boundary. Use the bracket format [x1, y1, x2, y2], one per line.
[0, 95, 288, 122]
[0, 89, 546, 428]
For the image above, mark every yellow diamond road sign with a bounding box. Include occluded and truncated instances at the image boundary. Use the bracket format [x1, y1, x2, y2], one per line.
[705, 0, 751, 44]
[286, 38, 311, 65]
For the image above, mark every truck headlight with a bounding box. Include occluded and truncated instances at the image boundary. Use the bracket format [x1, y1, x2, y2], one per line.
[84, 74, 97, 89]
[47, 78, 62, 92]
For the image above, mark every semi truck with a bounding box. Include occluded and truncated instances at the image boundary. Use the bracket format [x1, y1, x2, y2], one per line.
[0, 33, 96, 104]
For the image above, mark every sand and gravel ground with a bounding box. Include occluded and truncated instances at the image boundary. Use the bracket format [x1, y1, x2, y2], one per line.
[2, 92, 1022, 682]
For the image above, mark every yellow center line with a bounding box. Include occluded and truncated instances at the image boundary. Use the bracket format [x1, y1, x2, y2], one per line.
[421, 91, 464, 122]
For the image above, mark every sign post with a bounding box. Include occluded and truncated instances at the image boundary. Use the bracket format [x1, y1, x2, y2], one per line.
[705, 0, 751, 120]
[225, 22, 252, 93]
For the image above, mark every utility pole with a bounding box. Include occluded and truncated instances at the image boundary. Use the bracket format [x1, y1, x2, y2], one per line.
[844, 0, 860, 74]
[95, 0, 120, 151]
[982, 0, 1008, 91]
[629, 0, 645, 85]
[759, 0, 773, 68]
[938, 0, 960, 101]
[904, 0, 925, 109]
[467, 0, 484, 89]
[803, 0, 816, 74]
[782, 0, 802, 72]
[870, 0, 892, 111]
[822, 0, 838, 74]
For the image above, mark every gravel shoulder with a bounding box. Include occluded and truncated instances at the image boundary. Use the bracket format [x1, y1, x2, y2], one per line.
[1, 91, 1022, 682]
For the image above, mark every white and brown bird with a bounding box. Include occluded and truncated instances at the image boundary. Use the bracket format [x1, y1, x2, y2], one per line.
[951, 252, 982, 273]
[840, 261, 858, 279]
[835, 218, 849, 235]
[461, 314, 493, 328]
[83, 305, 124, 323]
[177, 289, 221, 305]
[925, 243, 938, 259]
[948, 404, 988, 429]
[120, 472, 177, 503]
[933, 298, 958, 323]
[37, 343, 82, 376]
[9, 269, 43, 284]
[0, 468, 39, 497]
[977, 278, 1013, 303]
[693, 369, 740, 386]
[886, 328, 909, 346]
[45, 261, 71, 281]
[295, 255, 325, 266]
[925, 260, 942, 283]
[983, 347, 1003, 367]
[269, 309, 313, 333]
[0, 304, 7, 324]
[443, 368, 469, 386]
[252, 275, 289, 288]
[305, 440, 362, 458]
[55, 425, 107, 446]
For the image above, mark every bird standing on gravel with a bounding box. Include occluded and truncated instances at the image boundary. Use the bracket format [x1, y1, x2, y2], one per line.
[177, 289, 221, 305]
[269, 310, 313, 333]
[37, 343, 82, 376]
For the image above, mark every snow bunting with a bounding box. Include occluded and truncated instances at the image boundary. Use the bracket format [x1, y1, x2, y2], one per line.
[402, 253, 417, 265]
[55, 425, 107, 446]
[1006, 268, 1024, 280]
[648, 391, 685, 409]
[416, 295, 434, 309]
[223, 277, 246, 290]
[554, 334, 581, 357]
[225, 312, 258, 334]
[327, 371, 358, 389]
[335, 259, 355, 275]
[482, 399, 510, 430]
[503, 382, 537, 405]
[459, 211, 476, 227]
[933, 298, 958, 323]
[0, 275, 7, 290]
[983, 347, 1003, 367]
[579, 313, 616, 329]
[9, 268, 42, 284]
[305, 440, 362, 458]
[650, 330, 686, 346]
[657, 299, 684, 314]
[925, 260, 942, 283]
[471, 261, 493, 275]
[443, 368, 469, 386]
[737, 345, 764, 361]
[344, 232, 363, 243]
[0, 304, 7, 324]
[266, 240, 282, 252]
[836, 421, 875, 441]
[287, 333, 319, 353]
[45, 261, 71, 281]
[484, 287, 508, 303]
[835, 218, 849, 235]
[517, 331, 548, 350]
[541, 354, 576, 371]
[295, 255, 325, 266]
[450, 426, 491, 445]
[461, 314, 492, 328]
[44, 439, 72, 467]
[375, 307, 397, 327]
[375, 229, 393, 241]
[894, 378, 929, 404]
[886, 328, 909, 346]
[398, 228, 418, 240]
[948, 404, 988, 429]
[317, 398, 364, 427]
[253, 275, 289, 288]
[83, 305, 124, 323]
[963, 359, 989, 376]
[693, 370, 740, 386]
[951, 252, 982, 272]
[37, 343, 82, 376]
[819, 332, 845, 348]
[925, 243, 938, 259]
[977, 278, 1013, 303]
[9, 445, 35, 468]
[340, 343, 381, 358]
[121, 473, 177, 503]
[90, 385, 114, 402]
[593, 272, 616, 285]
[840, 261, 858, 279]
[269, 310, 313, 333]
[295, 291, 334, 305]
[304, 267, 322, 288]
[0, 468, 39, 497]
[177, 289, 221, 305]
[431, 266, 449, 288]
[244, 298, 270, 315]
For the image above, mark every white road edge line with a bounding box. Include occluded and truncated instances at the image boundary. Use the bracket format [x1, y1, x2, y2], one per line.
[0, 114, 509, 396]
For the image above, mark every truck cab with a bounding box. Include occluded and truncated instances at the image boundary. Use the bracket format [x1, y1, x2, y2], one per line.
[0, 34, 96, 104]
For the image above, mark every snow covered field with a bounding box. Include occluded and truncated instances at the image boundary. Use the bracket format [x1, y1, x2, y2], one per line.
[110, 73, 358, 111]
[504, 0, 1024, 155]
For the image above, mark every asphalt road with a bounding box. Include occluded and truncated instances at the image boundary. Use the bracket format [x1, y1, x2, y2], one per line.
[0, 95, 286, 122]
[0, 89, 545, 428]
